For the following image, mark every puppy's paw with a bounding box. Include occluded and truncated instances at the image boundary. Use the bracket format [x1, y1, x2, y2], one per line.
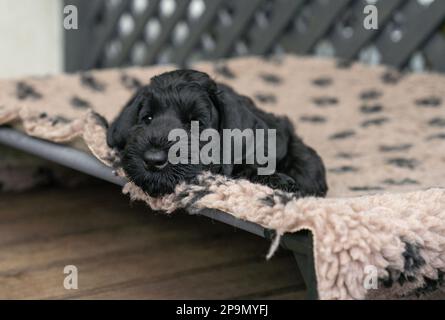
[293, 176, 328, 197]
[112, 157, 122, 169]
[274, 174, 302, 194]
[253, 173, 300, 194]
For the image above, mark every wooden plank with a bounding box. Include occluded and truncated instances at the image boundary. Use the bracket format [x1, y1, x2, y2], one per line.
[171, 0, 225, 66]
[0, 185, 304, 299]
[376, 0, 445, 68]
[0, 233, 278, 299]
[75, 256, 301, 300]
[280, 0, 352, 54]
[331, 0, 405, 60]
[0, 224, 200, 274]
[209, 0, 265, 59]
[0, 185, 229, 249]
[141, 0, 192, 65]
[249, 0, 306, 55]
[0, 202, 133, 242]
[0, 185, 121, 222]
[0, 218, 245, 278]
[106, 0, 161, 67]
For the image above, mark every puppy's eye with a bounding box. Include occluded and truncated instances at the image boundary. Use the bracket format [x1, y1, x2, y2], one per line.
[142, 115, 153, 124]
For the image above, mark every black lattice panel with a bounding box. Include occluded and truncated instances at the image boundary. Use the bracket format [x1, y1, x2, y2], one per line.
[64, 0, 445, 72]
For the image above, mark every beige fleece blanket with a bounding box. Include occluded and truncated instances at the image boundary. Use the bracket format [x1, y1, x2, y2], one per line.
[0, 55, 444, 299]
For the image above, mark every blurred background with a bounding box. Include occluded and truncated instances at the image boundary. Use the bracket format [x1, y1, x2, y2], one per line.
[0, 0, 444, 299]
[1, 0, 445, 79]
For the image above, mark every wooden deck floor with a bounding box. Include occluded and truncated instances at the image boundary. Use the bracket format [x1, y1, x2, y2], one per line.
[0, 183, 305, 299]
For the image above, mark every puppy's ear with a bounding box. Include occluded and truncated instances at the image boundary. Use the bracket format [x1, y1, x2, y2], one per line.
[213, 83, 267, 132]
[200, 77, 221, 129]
[197, 73, 219, 104]
[107, 88, 146, 150]
[211, 83, 270, 175]
[179, 70, 220, 129]
[181, 70, 220, 107]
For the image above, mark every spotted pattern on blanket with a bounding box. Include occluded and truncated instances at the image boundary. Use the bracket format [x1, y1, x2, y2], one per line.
[0, 55, 445, 300]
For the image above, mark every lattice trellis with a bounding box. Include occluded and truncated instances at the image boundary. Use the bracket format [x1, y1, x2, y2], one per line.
[65, 0, 445, 72]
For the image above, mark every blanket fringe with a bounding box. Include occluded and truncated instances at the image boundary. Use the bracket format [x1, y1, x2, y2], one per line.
[266, 232, 282, 260]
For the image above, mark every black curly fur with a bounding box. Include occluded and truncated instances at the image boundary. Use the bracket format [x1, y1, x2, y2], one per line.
[107, 70, 328, 197]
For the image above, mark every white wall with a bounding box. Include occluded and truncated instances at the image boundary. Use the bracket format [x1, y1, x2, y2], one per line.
[0, 0, 63, 79]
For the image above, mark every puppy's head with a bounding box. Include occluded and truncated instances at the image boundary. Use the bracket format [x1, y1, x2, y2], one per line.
[107, 70, 221, 197]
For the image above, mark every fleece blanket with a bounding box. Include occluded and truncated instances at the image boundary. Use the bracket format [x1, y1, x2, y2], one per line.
[0, 55, 444, 299]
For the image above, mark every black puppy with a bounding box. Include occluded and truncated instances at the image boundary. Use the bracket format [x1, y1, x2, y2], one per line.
[107, 70, 328, 197]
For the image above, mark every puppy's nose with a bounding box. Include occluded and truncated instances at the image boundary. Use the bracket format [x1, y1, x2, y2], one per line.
[143, 150, 168, 169]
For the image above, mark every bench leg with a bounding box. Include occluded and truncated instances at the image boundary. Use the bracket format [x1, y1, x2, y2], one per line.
[267, 230, 319, 300]
[292, 251, 318, 300]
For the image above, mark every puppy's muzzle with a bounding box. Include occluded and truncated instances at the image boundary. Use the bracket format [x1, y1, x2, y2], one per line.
[143, 149, 168, 170]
